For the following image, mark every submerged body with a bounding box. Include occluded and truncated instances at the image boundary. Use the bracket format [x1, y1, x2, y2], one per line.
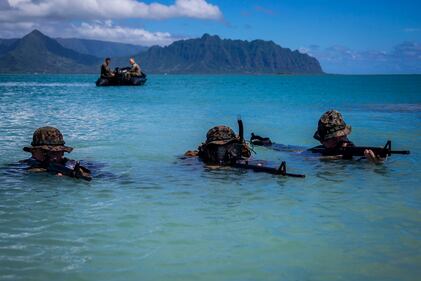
[185, 122, 304, 177]
[250, 110, 409, 162]
[22, 126, 92, 181]
[0, 74, 419, 281]
[20, 157, 92, 180]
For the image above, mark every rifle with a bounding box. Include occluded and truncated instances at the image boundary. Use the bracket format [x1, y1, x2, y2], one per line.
[48, 160, 92, 181]
[250, 133, 272, 146]
[309, 140, 410, 158]
[235, 119, 304, 177]
[233, 160, 305, 178]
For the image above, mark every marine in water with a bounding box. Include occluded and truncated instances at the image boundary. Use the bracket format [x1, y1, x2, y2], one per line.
[312, 110, 387, 163]
[184, 121, 305, 177]
[185, 125, 251, 166]
[21, 127, 92, 180]
[252, 110, 394, 164]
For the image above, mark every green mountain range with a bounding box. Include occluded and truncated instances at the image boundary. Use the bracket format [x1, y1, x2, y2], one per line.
[141, 34, 322, 74]
[0, 30, 323, 74]
[0, 30, 99, 73]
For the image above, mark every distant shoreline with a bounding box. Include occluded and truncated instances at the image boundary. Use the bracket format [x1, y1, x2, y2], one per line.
[0, 73, 419, 76]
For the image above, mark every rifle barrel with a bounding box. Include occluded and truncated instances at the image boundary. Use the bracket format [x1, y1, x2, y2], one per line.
[310, 146, 410, 157]
[233, 161, 305, 178]
[284, 172, 306, 178]
[390, 150, 410, 154]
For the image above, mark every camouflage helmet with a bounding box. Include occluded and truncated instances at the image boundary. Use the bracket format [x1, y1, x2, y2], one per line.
[205, 126, 238, 145]
[23, 127, 73, 153]
[313, 110, 352, 142]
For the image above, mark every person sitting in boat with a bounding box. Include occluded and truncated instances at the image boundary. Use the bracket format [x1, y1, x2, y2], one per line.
[313, 110, 385, 163]
[100, 57, 114, 78]
[21, 127, 92, 180]
[125, 57, 141, 78]
[184, 125, 251, 166]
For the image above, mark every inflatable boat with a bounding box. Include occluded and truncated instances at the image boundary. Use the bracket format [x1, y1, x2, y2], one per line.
[96, 67, 147, 86]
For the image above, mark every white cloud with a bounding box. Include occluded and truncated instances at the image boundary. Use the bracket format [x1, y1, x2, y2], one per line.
[72, 21, 182, 46]
[0, 0, 222, 22]
[0, 21, 37, 37]
[404, 27, 421, 33]
[0, 19, 183, 46]
[0, 0, 220, 44]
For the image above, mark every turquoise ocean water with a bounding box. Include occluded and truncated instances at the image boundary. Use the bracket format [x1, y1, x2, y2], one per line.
[0, 74, 420, 281]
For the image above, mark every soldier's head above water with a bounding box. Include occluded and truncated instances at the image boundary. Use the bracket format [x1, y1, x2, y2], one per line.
[183, 121, 305, 177]
[313, 110, 353, 149]
[23, 126, 73, 163]
[311, 110, 390, 163]
[198, 125, 251, 165]
[22, 127, 92, 181]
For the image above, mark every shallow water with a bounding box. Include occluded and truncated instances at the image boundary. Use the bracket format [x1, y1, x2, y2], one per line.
[0, 74, 420, 281]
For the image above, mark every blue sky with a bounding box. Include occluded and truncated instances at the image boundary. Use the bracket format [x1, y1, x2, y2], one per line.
[139, 0, 421, 50]
[0, 0, 420, 73]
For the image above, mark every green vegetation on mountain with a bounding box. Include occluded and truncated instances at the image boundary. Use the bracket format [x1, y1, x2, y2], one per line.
[0, 30, 99, 73]
[0, 30, 323, 74]
[140, 34, 323, 74]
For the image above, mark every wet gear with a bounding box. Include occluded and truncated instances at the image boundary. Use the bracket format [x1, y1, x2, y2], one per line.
[198, 125, 251, 165]
[23, 127, 73, 153]
[250, 133, 272, 146]
[48, 159, 92, 181]
[190, 119, 305, 177]
[23, 157, 92, 181]
[250, 133, 306, 153]
[313, 110, 351, 142]
[206, 126, 237, 145]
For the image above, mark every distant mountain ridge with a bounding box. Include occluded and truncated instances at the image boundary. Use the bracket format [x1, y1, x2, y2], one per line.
[0, 30, 323, 74]
[0, 30, 99, 73]
[0, 38, 18, 56]
[140, 34, 323, 74]
[56, 38, 147, 58]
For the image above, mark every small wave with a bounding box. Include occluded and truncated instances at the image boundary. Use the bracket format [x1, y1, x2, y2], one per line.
[0, 232, 39, 239]
[359, 103, 421, 113]
[0, 82, 92, 87]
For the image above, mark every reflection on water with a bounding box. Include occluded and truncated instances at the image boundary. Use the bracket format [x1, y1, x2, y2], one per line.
[0, 74, 420, 281]
[357, 103, 421, 113]
[0, 82, 91, 87]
